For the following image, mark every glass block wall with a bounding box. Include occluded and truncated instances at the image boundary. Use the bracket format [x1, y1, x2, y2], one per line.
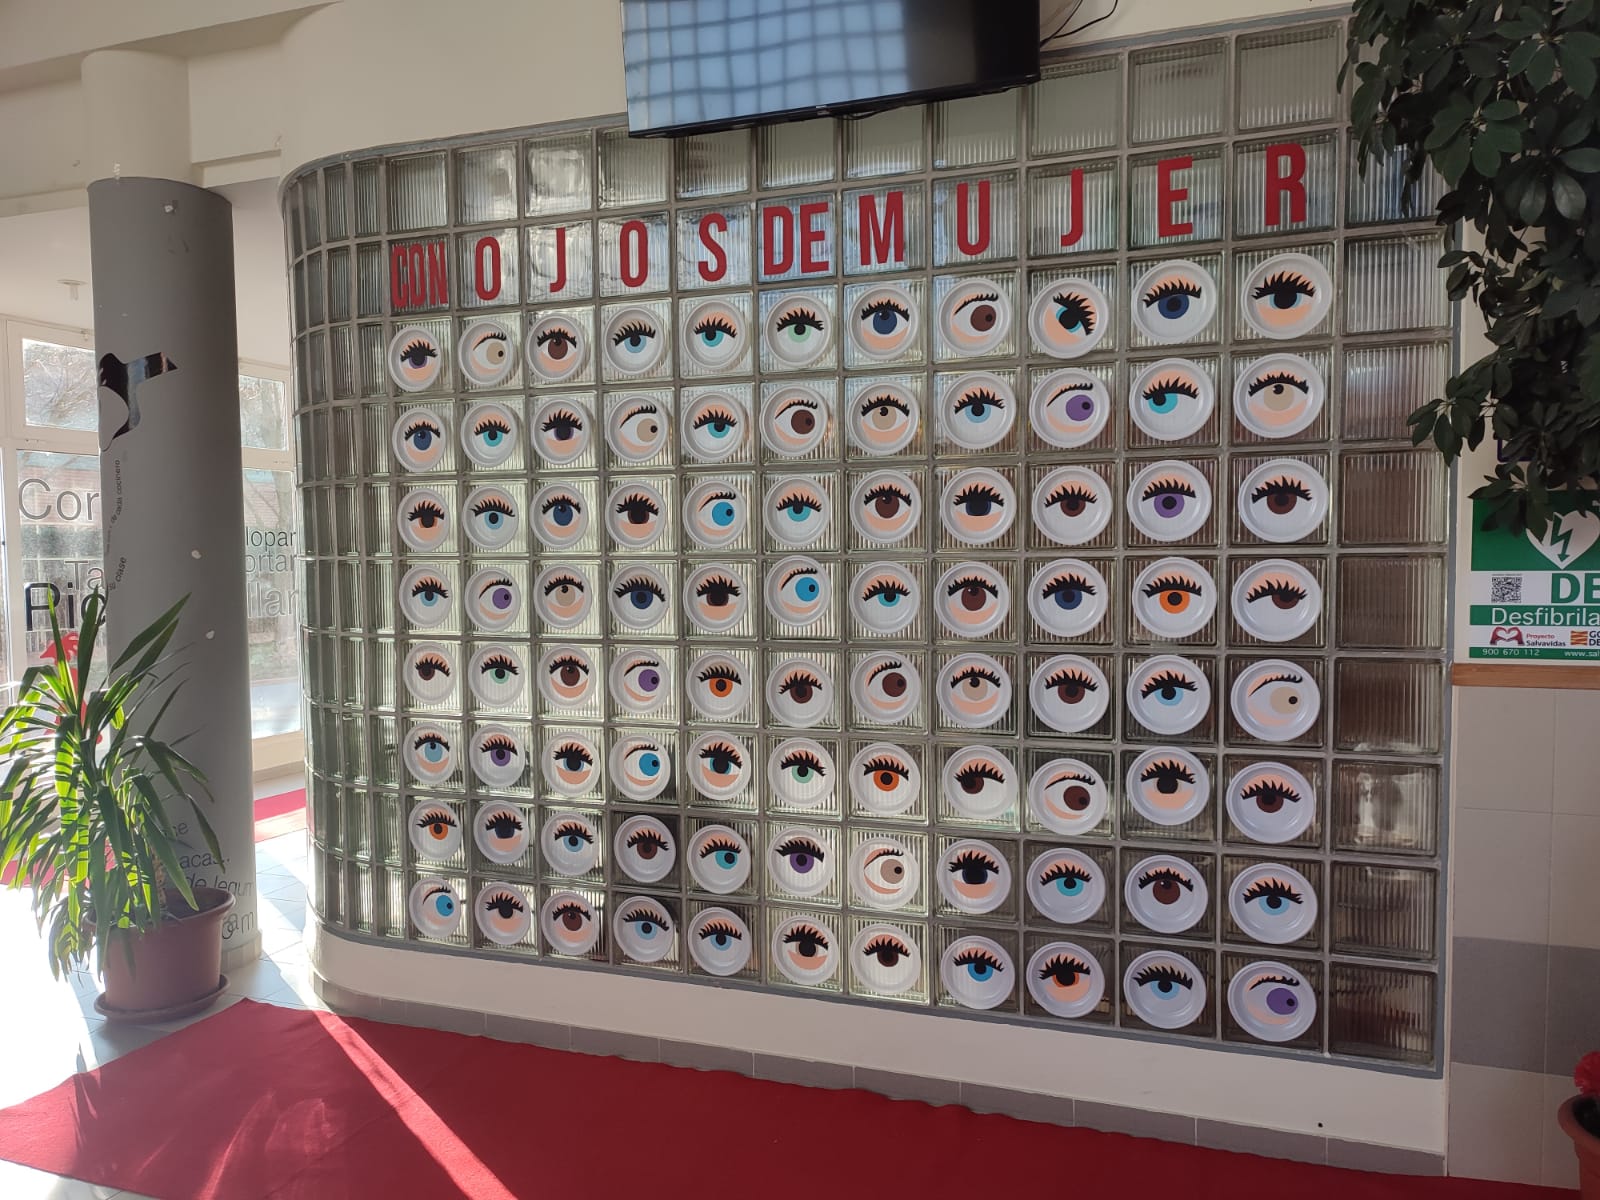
[285, 16, 1451, 1070]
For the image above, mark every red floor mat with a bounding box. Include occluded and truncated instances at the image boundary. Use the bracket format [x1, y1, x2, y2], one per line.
[0, 1000, 1573, 1200]
[253, 787, 306, 843]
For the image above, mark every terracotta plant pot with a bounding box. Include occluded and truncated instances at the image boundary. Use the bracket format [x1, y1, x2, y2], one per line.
[1559, 1096, 1600, 1199]
[94, 886, 235, 1023]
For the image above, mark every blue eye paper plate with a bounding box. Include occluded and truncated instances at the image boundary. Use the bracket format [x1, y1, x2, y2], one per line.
[1123, 948, 1207, 1030]
[1227, 862, 1318, 945]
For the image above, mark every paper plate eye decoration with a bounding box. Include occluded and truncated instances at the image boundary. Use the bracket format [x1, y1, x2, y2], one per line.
[1131, 259, 1218, 343]
[1027, 558, 1108, 639]
[531, 397, 592, 464]
[471, 724, 525, 788]
[760, 384, 830, 456]
[1030, 369, 1110, 449]
[400, 566, 454, 628]
[764, 556, 832, 629]
[687, 651, 749, 719]
[606, 395, 670, 464]
[613, 895, 675, 964]
[1028, 942, 1104, 1019]
[941, 468, 1015, 545]
[537, 644, 595, 709]
[1026, 848, 1106, 925]
[459, 401, 518, 469]
[605, 481, 668, 550]
[408, 878, 462, 939]
[937, 652, 1013, 729]
[1235, 353, 1325, 439]
[850, 282, 919, 361]
[684, 564, 749, 633]
[941, 935, 1015, 1010]
[398, 488, 450, 551]
[533, 564, 592, 629]
[1126, 654, 1212, 737]
[1127, 460, 1213, 542]
[849, 470, 921, 545]
[1226, 761, 1316, 844]
[404, 724, 455, 784]
[610, 650, 670, 716]
[389, 326, 443, 391]
[683, 296, 747, 371]
[530, 483, 588, 550]
[849, 836, 920, 911]
[687, 824, 752, 894]
[1231, 658, 1321, 742]
[1238, 459, 1329, 543]
[764, 294, 832, 369]
[764, 476, 832, 548]
[850, 654, 921, 724]
[613, 814, 676, 883]
[852, 924, 923, 995]
[848, 742, 921, 815]
[1129, 359, 1215, 442]
[475, 803, 529, 866]
[604, 305, 668, 376]
[608, 735, 671, 802]
[1030, 276, 1109, 359]
[1028, 757, 1109, 835]
[477, 882, 532, 946]
[463, 485, 519, 551]
[1032, 466, 1113, 546]
[1124, 949, 1207, 1030]
[938, 275, 1012, 358]
[938, 839, 1012, 915]
[539, 890, 599, 955]
[1126, 747, 1211, 827]
[767, 658, 835, 728]
[683, 478, 749, 549]
[772, 915, 839, 986]
[403, 643, 456, 704]
[1131, 557, 1216, 639]
[689, 731, 752, 802]
[688, 907, 752, 976]
[768, 826, 835, 897]
[542, 811, 600, 875]
[1029, 654, 1108, 734]
[935, 561, 1009, 638]
[408, 801, 461, 860]
[392, 408, 447, 471]
[469, 644, 524, 708]
[526, 314, 588, 383]
[1229, 862, 1319, 944]
[1123, 853, 1209, 934]
[1228, 960, 1317, 1042]
[940, 372, 1016, 450]
[682, 391, 747, 462]
[768, 737, 835, 808]
[940, 745, 1018, 820]
[1232, 558, 1321, 642]
[458, 319, 516, 388]
[847, 381, 920, 455]
[851, 562, 921, 635]
[609, 564, 672, 631]
[541, 732, 599, 796]
[1241, 253, 1333, 340]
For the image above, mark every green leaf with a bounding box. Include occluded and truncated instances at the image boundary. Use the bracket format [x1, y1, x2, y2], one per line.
[1518, 178, 1548, 223]
[1559, 42, 1598, 95]
[1437, 137, 1473, 184]
[1552, 170, 1588, 219]
[1561, 30, 1600, 57]
[1482, 99, 1521, 121]
[1528, 45, 1559, 89]
[1472, 136, 1504, 176]
[1508, 38, 1541, 75]
[1565, 148, 1600, 173]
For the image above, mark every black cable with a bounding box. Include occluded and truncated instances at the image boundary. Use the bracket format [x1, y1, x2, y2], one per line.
[1039, 0, 1086, 46]
[1056, 0, 1120, 40]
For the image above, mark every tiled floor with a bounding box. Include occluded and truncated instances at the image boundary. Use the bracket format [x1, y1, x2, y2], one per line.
[0, 777, 314, 1200]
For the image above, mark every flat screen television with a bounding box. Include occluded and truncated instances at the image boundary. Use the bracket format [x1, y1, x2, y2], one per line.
[621, 0, 1041, 137]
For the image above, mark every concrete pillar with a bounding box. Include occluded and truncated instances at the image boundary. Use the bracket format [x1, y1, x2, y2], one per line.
[80, 50, 195, 185]
[88, 176, 259, 970]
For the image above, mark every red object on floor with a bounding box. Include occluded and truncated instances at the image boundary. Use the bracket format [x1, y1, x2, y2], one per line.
[0, 1000, 1575, 1200]
[253, 787, 306, 843]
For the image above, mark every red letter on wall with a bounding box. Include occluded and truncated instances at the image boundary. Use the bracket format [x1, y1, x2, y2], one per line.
[1157, 157, 1193, 239]
[1264, 142, 1308, 227]
[426, 241, 449, 305]
[390, 245, 408, 310]
[697, 212, 729, 283]
[620, 219, 649, 288]
[549, 226, 567, 294]
[407, 244, 427, 307]
[955, 180, 992, 257]
[474, 236, 502, 301]
[799, 201, 829, 273]
[762, 205, 794, 275]
[858, 191, 905, 267]
[1059, 169, 1085, 249]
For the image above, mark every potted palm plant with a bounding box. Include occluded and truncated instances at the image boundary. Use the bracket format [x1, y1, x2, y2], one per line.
[0, 589, 233, 1022]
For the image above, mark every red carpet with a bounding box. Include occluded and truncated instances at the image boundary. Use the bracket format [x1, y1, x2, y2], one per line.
[0, 1000, 1573, 1200]
[253, 787, 306, 843]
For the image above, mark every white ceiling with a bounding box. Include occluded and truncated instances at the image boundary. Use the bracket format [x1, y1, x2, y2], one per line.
[0, 177, 291, 366]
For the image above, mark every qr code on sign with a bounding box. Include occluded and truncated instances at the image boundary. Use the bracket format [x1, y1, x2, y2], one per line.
[1491, 575, 1522, 603]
